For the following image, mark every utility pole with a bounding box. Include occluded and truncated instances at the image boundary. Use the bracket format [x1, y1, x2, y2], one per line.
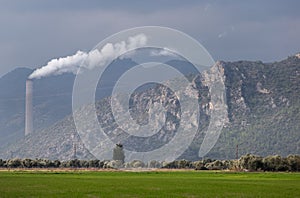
[236, 144, 239, 159]
[71, 133, 77, 160]
[73, 143, 77, 159]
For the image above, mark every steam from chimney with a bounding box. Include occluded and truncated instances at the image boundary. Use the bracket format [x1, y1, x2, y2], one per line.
[29, 34, 147, 79]
[25, 79, 33, 136]
[24, 34, 147, 137]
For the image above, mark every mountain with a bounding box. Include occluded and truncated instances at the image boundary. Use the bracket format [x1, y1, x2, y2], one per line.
[0, 58, 142, 150]
[0, 68, 32, 147]
[210, 55, 300, 159]
[0, 68, 75, 148]
[0, 54, 299, 160]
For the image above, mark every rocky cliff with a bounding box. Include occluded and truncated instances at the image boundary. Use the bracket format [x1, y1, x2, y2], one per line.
[1, 54, 299, 160]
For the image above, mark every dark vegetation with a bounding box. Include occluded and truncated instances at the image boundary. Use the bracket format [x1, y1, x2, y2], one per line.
[1, 154, 299, 172]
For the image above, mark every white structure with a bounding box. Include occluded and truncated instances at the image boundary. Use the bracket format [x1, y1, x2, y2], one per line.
[25, 79, 33, 136]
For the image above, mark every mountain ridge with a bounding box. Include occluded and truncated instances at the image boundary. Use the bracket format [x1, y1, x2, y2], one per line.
[0, 54, 299, 160]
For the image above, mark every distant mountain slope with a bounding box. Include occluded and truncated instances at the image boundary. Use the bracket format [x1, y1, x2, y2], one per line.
[0, 58, 140, 149]
[0, 68, 75, 148]
[1, 54, 299, 160]
[0, 68, 32, 147]
[208, 55, 300, 159]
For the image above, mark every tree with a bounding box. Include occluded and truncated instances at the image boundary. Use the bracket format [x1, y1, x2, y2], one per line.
[7, 158, 22, 168]
[238, 154, 263, 171]
[263, 155, 288, 171]
[0, 159, 4, 167]
[53, 160, 61, 168]
[21, 158, 32, 168]
[286, 155, 300, 171]
[88, 160, 100, 168]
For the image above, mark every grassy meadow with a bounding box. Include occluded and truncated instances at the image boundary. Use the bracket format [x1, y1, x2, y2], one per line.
[0, 170, 299, 197]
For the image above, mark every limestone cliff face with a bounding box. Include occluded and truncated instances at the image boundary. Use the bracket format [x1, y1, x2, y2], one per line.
[2, 54, 300, 160]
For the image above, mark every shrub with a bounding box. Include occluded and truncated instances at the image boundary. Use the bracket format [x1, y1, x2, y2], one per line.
[238, 154, 263, 171]
[286, 155, 300, 171]
[148, 160, 161, 168]
[205, 160, 224, 170]
[263, 155, 288, 171]
[6, 158, 22, 168]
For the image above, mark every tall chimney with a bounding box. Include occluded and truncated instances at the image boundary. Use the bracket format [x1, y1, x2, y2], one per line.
[25, 79, 33, 136]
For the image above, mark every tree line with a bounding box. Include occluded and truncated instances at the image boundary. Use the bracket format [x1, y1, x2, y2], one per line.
[0, 154, 299, 171]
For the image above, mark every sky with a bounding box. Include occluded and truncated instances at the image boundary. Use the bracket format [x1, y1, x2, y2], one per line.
[0, 0, 300, 77]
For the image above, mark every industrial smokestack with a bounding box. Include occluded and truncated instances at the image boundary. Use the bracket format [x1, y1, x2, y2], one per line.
[25, 79, 33, 136]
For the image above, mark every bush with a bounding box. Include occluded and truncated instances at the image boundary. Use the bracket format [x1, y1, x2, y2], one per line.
[130, 160, 145, 168]
[263, 155, 288, 171]
[148, 160, 161, 168]
[286, 155, 300, 171]
[205, 160, 224, 170]
[0, 155, 299, 171]
[0, 159, 4, 167]
[21, 159, 33, 168]
[162, 160, 192, 169]
[6, 158, 22, 168]
[192, 161, 204, 170]
[88, 160, 100, 168]
[238, 154, 263, 171]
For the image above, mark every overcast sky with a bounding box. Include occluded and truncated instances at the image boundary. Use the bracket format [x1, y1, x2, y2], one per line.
[0, 0, 299, 76]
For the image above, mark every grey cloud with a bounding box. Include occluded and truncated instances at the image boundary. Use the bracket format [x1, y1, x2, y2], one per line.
[0, 0, 299, 76]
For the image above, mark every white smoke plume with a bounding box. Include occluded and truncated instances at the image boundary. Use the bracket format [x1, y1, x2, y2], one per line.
[29, 34, 148, 79]
[150, 47, 178, 57]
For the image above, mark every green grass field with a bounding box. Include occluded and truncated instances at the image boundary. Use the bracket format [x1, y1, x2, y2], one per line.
[0, 170, 299, 197]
